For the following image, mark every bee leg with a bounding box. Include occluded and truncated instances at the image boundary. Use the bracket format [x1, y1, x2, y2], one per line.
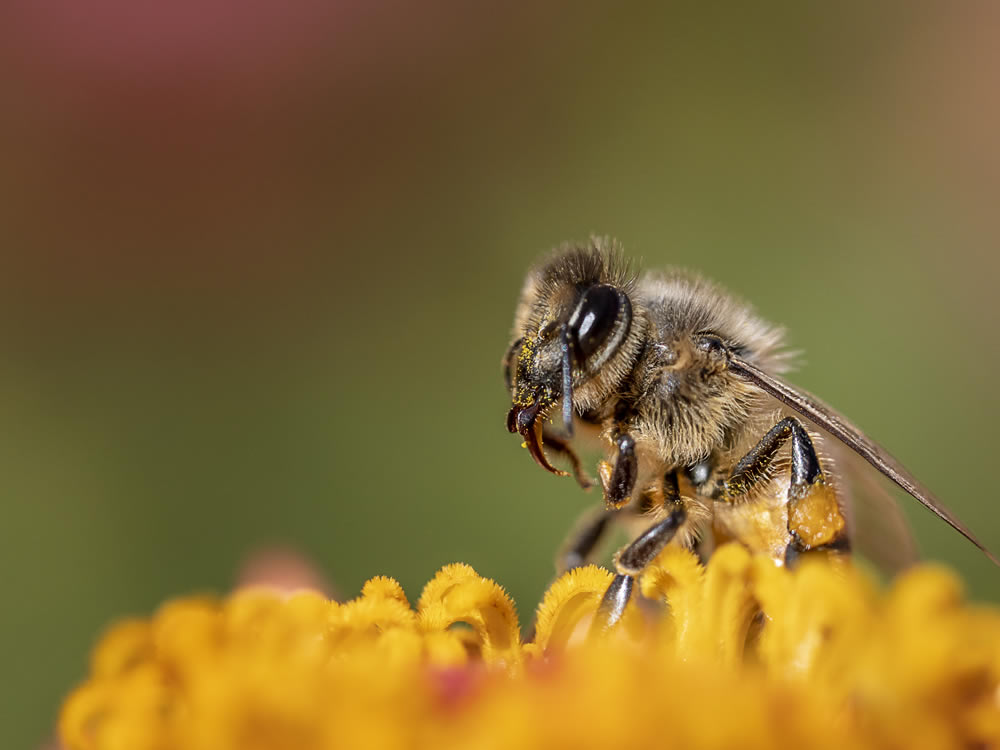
[593, 505, 687, 631]
[540, 429, 593, 489]
[725, 417, 849, 566]
[598, 432, 638, 509]
[558, 472, 677, 575]
[557, 505, 615, 573]
[594, 574, 634, 632]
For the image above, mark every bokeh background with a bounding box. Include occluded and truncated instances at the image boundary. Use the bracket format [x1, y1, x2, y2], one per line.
[4, 1, 1000, 746]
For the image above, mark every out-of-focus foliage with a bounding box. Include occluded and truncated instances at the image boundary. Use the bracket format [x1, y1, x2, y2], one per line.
[3, 2, 999, 748]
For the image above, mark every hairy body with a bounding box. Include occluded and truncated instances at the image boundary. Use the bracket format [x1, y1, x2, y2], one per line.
[505, 240, 993, 628]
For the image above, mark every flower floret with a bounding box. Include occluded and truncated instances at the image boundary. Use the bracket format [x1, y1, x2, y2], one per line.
[60, 546, 1000, 750]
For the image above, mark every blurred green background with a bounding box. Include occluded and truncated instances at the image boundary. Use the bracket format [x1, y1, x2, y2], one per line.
[3, 2, 999, 747]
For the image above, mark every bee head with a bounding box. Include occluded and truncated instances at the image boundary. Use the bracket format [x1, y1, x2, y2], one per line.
[504, 241, 645, 475]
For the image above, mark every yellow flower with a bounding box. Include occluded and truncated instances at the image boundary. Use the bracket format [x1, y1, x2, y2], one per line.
[60, 545, 1000, 750]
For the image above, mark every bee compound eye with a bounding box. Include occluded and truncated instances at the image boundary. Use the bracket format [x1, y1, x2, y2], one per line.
[570, 284, 621, 360]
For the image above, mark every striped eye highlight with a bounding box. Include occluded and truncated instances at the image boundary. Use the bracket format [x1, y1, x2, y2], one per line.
[569, 284, 620, 361]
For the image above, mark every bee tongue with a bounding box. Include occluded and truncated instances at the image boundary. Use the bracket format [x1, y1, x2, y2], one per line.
[505, 401, 568, 477]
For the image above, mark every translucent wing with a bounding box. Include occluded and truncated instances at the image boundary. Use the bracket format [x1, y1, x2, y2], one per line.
[728, 355, 999, 566]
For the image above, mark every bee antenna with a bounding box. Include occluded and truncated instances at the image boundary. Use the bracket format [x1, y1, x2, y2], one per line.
[560, 324, 574, 437]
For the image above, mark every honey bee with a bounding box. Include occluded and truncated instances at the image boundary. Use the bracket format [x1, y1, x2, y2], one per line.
[504, 239, 997, 628]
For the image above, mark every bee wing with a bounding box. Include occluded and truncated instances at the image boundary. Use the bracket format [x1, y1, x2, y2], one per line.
[824, 438, 919, 574]
[728, 355, 999, 567]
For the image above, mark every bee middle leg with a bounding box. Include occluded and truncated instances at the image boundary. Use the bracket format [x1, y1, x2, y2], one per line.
[594, 502, 687, 631]
[592, 431, 690, 630]
[558, 472, 681, 575]
[724, 417, 849, 566]
[593, 471, 687, 631]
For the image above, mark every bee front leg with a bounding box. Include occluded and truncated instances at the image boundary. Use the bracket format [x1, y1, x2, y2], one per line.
[724, 417, 849, 567]
[598, 432, 638, 509]
[540, 429, 593, 489]
[593, 504, 687, 631]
